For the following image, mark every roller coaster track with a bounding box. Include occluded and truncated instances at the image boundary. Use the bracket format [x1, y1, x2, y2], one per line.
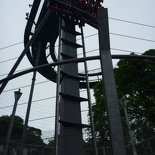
[23, 1, 102, 154]
[24, 0, 102, 89]
[1, 1, 129, 155]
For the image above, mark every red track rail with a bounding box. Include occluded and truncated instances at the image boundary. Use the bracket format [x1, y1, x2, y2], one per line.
[48, 0, 103, 29]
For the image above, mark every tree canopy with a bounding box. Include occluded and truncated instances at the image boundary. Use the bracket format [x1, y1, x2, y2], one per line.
[0, 115, 44, 145]
[92, 49, 155, 147]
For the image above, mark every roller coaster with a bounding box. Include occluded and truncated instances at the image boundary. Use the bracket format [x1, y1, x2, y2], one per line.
[24, 0, 103, 87]
[0, 0, 130, 155]
[1, 1, 155, 155]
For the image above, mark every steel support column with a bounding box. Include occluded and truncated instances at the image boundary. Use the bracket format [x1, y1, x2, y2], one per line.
[4, 89, 22, 155]
[81, 26, 98, 155]
[97, 8, 127, 155]
[58, 18, 84, 155]
[55, 17, 62, 155]
[21, 41, 42, 147]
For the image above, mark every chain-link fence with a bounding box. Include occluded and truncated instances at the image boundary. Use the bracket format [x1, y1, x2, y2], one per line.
[0, 141, 54, 155]
[1, 54, 155, 155]
[1, 135, 154, 155]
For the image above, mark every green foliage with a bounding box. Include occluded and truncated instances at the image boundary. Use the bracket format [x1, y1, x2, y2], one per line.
[92, 49, 155, 146]
[47, 138, 54, 147]
[93, 81, 110, 147]
[115, 50, 155, 125]
[26, 127, 43, 145]
[0, 115, 23, 141]
[0, 115, 44, 145]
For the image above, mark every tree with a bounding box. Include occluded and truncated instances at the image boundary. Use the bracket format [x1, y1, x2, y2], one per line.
[0, 115, 44, 145]
[0, 115, 23, 141]
[26, 127, 43, 145]
[93, 80, 110, 147]
[92, 49, 155, 146]
[47, 138, 54, 147]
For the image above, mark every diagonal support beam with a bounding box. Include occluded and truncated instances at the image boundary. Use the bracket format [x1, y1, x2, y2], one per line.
[0, 10, 51, 94]
[97, 8, 127, 155]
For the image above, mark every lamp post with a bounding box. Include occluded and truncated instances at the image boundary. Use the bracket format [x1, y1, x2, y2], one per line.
[4, 89, 22, 155]
[120, 96, 137, 155]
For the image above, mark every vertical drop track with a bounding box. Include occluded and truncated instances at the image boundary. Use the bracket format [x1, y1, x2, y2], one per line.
[0, 1, 128, 154]
[55, 16, 98, 155]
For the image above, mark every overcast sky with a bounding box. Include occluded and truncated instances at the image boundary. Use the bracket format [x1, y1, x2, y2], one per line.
[0, 0, 155, 134]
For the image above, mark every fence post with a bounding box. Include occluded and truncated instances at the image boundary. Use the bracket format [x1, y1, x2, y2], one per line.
[102, 147, 106, 155]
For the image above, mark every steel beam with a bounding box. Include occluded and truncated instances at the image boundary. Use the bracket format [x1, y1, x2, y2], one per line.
[0, 56, 100, 84]
[1, 54, 155, 85]
[0, 10, 51, 94]
[81, 26, 98, 155]
[20, 41, 42, 146]
[58, 18, 84, 155]
[97, 8, 127, 155]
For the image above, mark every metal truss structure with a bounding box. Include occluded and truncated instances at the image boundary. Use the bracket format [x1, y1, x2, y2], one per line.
[3, 0, 150, 155]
